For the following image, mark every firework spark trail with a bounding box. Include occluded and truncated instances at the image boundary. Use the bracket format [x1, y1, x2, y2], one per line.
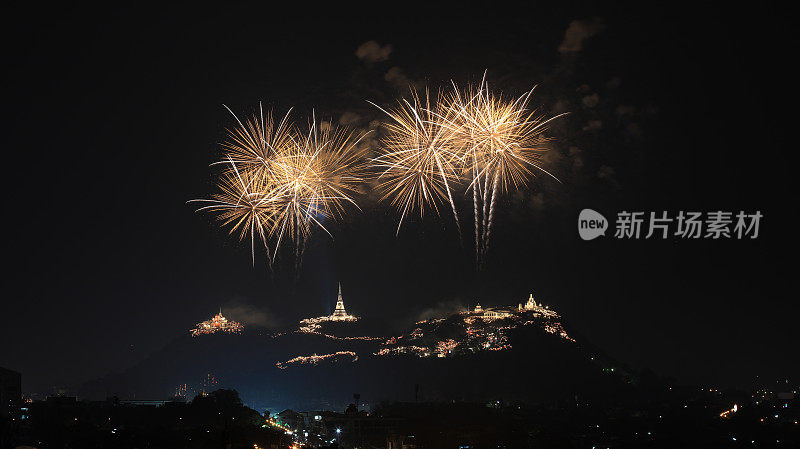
[442, 82, 487, 265]
[472, 169, 481, 268]
[427, 95, 466, 241]
[189, 160, 277, 268]
[481, 169, 491, 243]
[217, 104, 293, 180]
[482, 170, 500, 265]
[433, 142, 462, 240]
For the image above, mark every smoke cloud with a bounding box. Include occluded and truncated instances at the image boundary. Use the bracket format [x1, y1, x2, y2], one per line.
[355, 41, 392, 63]
[558, 18, 605, 54]
[415, 299, 469, 322]
[221, 299, 279, 329]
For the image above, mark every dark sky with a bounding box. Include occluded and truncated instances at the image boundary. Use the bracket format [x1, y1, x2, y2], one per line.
[3, 3, 796, 393]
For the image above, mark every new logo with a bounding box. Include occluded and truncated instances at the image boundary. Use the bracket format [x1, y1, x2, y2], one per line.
[578, 209, 608, 240]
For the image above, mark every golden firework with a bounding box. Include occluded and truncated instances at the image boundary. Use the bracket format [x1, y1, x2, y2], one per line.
[191, 161, 279, 266]
[370, 76, 566, 268]
[268, 119, 368, 253]
[371, 90, 463, 234]
[446, 77, 566, 266]
[448, 84, 563, 193]
[192, 107, 367, 268]
[192, 79, 565, 272]
[219, 104, 293, 170]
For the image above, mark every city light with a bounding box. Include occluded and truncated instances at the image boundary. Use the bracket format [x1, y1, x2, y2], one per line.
[720, 404, 738, 419]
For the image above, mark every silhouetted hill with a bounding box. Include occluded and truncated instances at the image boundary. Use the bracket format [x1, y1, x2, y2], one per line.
[80, 305, 634, 412]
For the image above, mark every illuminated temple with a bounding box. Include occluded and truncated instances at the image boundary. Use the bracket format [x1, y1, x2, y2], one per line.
[190, 309, 243, 337]
[330, 283, 355, 321]
[376, 290, 574, 360]
[470, 293, 551, 321]
[520, 293, 539, 311]
[297, 283, 358, 333]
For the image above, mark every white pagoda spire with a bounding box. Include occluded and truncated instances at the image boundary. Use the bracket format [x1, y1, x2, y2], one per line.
[332, 283, 348, 318]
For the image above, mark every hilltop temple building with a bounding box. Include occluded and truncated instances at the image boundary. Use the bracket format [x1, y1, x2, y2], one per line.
[520, 293, 539, 311]
[471, 293, 547, 321]
[190, 309, 243, 337]
[472, 302, 513, 321]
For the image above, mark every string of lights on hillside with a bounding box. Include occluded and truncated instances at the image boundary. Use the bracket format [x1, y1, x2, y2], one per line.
[375, 345, 429, 357]
[297, 330, 382, 341]
[276, 351, 358, 370]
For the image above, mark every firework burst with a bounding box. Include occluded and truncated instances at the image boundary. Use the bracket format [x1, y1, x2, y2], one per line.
[448, 77, 566, 268]
[192, 79, 563, 273]
[268, 118, 368, 260]
[370, 76, 566, 270]
[371, 90, 463, 235]
[191, 107, 367, 270]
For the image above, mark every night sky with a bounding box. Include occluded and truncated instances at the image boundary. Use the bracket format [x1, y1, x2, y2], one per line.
[3, 3, 796, 394]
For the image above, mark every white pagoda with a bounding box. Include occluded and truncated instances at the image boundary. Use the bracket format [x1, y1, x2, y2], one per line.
[330, 283, 353, 321]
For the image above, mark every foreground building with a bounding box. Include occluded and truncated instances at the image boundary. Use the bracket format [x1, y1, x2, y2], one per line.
[1, 366, 21, 418]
